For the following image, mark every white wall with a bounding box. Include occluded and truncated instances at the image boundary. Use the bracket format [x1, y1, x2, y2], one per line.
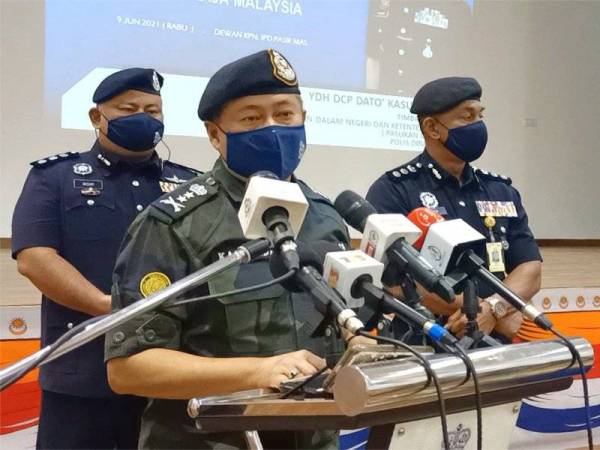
[1, 0, 599, 238]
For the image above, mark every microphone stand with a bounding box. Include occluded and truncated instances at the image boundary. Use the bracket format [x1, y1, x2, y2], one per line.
[457, 279, 501, 349]
[0, 239, 271, 390]
[397, 274, 432, 345]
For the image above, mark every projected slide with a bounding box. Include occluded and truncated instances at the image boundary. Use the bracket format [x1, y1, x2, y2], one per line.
[45, 0, 476, 151]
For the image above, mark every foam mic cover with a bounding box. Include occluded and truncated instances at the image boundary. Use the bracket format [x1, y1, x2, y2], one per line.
[334, 190, 377, 232]
[407, 207, 445, 250]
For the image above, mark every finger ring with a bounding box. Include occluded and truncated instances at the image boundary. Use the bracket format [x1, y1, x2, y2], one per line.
[288, 368, 299, 379]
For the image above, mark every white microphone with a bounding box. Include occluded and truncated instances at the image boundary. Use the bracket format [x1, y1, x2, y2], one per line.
[420, 219, 486, 275]
[323, 249, 385, 308]
[419, 218, 553, 330]
[238, 173, 308, 241]
[360, 214, 422, 262]
[333, 191, 455, 303]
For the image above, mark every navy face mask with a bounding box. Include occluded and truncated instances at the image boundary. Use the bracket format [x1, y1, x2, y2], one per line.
[224, 125, 307, 179]
[101, 112, 164, 152]
[438, 120, 488, 163]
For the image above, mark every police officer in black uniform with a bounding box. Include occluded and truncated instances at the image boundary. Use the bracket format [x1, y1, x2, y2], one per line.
[12, 68, 199, 449]
[104, 50, 349, 449]
[367, 77, 542, 342]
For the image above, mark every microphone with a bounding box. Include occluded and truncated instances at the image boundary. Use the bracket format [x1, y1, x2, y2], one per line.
[319, 242, 458, 348]
[407, 207, 444, 250]
[323, 249, 384, 309]
[238, 170, 308, 270]
[334, 191, 455, 303]
[418, 217, 553, 330]
[270, 241, 365, 335]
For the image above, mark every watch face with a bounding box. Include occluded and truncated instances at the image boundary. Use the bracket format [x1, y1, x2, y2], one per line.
[493, 301, 507, 318]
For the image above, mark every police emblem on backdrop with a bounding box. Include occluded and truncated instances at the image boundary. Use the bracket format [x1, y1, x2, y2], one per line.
[73, 163, 93, 176]
[152, 71, 161, 91]
[419, 191, 439, 209]
[268, 49, 297, 86]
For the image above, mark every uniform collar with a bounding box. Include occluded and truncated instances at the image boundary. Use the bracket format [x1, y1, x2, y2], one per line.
[211, 158, 247, 203]
[91, 140, 163, 175]
[420, 149, 481, 190]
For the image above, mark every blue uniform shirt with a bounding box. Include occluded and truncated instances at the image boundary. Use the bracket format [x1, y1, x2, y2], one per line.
[11, 141, 200, 397]
[366, 150, 542, 275]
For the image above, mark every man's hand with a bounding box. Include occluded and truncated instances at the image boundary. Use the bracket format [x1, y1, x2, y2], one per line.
[254, 349, 326, 390]
[445, 302, 497, 338]
[100, 295, 112, 314]
[17, 247, 112, 316]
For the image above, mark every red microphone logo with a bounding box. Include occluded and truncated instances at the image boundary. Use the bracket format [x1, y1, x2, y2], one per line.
[407, 207, 444, 249]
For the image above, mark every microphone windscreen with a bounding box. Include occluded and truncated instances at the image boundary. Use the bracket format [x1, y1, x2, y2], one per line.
[334, 190, 377, 232]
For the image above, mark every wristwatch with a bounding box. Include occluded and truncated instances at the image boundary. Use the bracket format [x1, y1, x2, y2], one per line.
[484, 297, 508, 319]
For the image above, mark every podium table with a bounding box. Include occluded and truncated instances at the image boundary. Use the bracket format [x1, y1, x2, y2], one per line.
[188, 338, 593, 449]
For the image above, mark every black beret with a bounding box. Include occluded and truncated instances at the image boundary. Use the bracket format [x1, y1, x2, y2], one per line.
[410, 77, 482, 116]
[198, 49, 301, 121]
[93, 68, 163, 104]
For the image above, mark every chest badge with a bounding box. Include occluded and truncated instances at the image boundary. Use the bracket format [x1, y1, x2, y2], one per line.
[80, 187, 101, 196]
[475, 201, 518, 217]
[73, 163, 93, 176]
[419, 192, 439, 210]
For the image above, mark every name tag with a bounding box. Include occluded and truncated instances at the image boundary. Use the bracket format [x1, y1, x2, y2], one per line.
[475, 201, 517, 217]
[73, 179, 103, 190]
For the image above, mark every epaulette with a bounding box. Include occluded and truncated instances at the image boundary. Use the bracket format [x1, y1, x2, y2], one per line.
[30, 152, 79, 168]
[385, 161, 424, 183]
[163, 160, 203, 176]
[296, 180, 333, 205]
[472, 167, 512, 185]
[149, 173, 219, 224]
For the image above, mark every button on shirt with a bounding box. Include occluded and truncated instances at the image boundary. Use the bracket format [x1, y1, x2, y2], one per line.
[11, 141, 199, 397]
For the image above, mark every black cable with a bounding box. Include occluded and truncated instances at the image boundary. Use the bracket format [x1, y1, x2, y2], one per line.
[162, 269, 297, 309]
[450, 344, 483, 450]
[357, 330, 451, 450]
[550, 328, 594, 450]
[279, 366, 329, 400]
[1, 314, 107, 390]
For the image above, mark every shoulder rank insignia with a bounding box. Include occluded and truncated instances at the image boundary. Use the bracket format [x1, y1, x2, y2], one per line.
[31, 152, 79, 168]
[151, 175, 219, 223]
[386, 161, 423, 182]
[473, 167, 512, 185]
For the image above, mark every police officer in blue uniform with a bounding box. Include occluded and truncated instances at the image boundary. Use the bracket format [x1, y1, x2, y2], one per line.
[11, 68, 200, 449]
[367, 77, 542, 342]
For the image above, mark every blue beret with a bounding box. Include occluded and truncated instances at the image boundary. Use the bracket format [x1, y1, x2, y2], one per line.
[198, 49, 301, 121]
[410, 77, 482, 116]
[93, 68, 163, 104]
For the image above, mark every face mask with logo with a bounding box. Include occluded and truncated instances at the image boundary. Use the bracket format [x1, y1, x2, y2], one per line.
[224, 125, 307, 180]
[438, 120, 488, 163]
[101, 112, 164, 152]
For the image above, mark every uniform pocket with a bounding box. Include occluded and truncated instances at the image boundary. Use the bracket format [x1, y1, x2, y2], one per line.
[208, 261, 295, 356]
[63, 190, 119, 240]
